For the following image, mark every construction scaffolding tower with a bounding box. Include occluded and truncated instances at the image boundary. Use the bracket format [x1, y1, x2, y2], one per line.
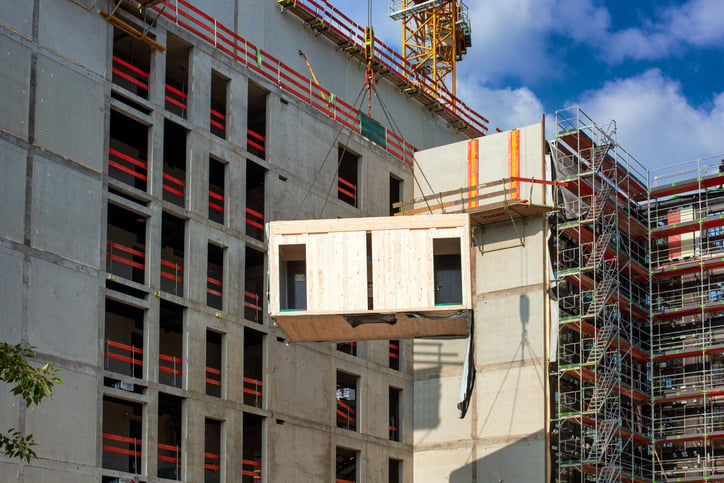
[389, 0, 472, 99]
[551, 107, 652, 483]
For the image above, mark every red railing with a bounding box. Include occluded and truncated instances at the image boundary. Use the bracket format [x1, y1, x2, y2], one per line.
[165, 83, 188, 113]
[204, 451, 221, 471]
[108, 147, 147, 183]
[243, 376, 262, 400]
[337, 176, 357, 202]
[159, 353, 182, 380]
[246, 207, 264, 231]
[207, 276, 223, 298]
[162, 171, 185, 199]
[389, 341, 399, 360]
[206, 366, 221, 387]
[106, 240, 145, 271]
[151, 0, 419, 165]
[158, 442, 181, 465]
[210, 108, 226, 133]
[102, 432, 142, 458]
[336, 399, 356, 426]
[104, 339, 143, 368]
[247, 128, 265, 156]
[244, 291, 261, 311]
[112, 55, 149, 95]
[242, 458, 262, 480]
[209, 189, 224, 215]
[160, 258, 184, 284]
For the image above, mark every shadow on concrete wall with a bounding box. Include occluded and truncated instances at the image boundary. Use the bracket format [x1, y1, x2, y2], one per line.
[414, 341, 465, 430]
[448, 430, 547, 483]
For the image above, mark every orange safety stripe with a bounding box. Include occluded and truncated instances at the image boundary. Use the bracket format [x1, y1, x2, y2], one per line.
[467, 138, 479, 208]
[165, 83, 188, 99]
[106, 339, 143, 353]
[210, 108, 226, 121]
[112, 56, 149, 79]
[103, 432, 141, 445]
[508, 129, 520, 200]
[107, 241, 145, 258]
[109, 148, 148, 170]
[159, 353, 182, 364]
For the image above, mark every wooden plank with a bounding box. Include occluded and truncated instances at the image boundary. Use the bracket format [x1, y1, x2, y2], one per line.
[269, 213, 469, 235]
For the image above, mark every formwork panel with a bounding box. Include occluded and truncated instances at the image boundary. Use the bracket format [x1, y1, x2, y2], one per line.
[0, 35, 31, 139]
[269, 214, 471, 342]
[0, 2, 32, 38]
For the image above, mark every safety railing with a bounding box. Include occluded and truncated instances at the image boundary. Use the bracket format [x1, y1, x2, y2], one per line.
[162, 170, 185, 205]
[337, 176, 357, 206]
[209, 189, 224, 221]
[165, 82, 188, 117]
[206, 276, 223, 299]
[653, 366, 724, 396]
[210, 108, 226, 136]
[111, 55, 149, 98]
[104, 339, 143, 375]
[243, 376, 262, 408]
[389, 341, 399, 362]
[246, 129, 265, 158]
[159, 352, 182, 387]
[161, 258, 184, 296]
[106, 240, 145, 282]
[158, 442, 182, 475]
[242, 458, 262, 481]
[336, 398, 356, 430]
[108, 147, 148, 190]
[653, 281, 724, 314]
[245, 207, 264, 236]
[244, 291, 263, 323]
[206, 366, 221, 388]
[204, 451, 221, 472]
[102, 432, 142, 462]
[654, 409, 724, 439]
[152, 0, 419, 165]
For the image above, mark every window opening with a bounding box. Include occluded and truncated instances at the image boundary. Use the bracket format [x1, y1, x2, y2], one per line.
[242, 413, 263, 483]
[246, 160, 266, 241]
[335, 447, 358, 483]
[247, 81, 267, 158]
[208, 158, 226, 224]
[159, 301, 184, 388]
[112, 29, 151, 100]
[158, 393, 183, 480]
[244, 328, 264, 408]
[389, 459, 402, 483]
[336, 371, 358, 432]
[389, 340, 400, 370]
[106, 204, 146, 284]
[160, 213, 185, 296]
[104, 299, 144, 379]
[389, 387, 401, 442]
[338, 146, 359, 207]
[206, 330, 223, 397]
[207, 243, 224, 310]
[102, 396, 142, 473]
[165, 34, 190, 118]
[337, 342, 357, 356]
[278, 244, 306, 311]
[204, 419, 222, 482]
[389, 175, 402, 215]
[109, 110, 149, 192]
[163, 119, 187, 207]
[433, 238, 463, 305]
[210, 70, 228, 138]
[244, 247, 265, 323]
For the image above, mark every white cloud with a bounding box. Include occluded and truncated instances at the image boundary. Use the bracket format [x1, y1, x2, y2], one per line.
[457, 79, 544, 132]
[569, 69, 724, 170]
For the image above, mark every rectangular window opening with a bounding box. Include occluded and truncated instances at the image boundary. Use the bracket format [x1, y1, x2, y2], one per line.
[278, 244, 306, 311]
[244, 328, 264, 408]
[242, 413, 264, 483]
[207, 243, 224, 310]
[337, 342, 357, 356]
[389, 459, 402, 483]
[336, 447, 358, 483]
[102, 396, 143, 474]
[159, 301, 184, 388]
[246, 160, 266, 241]
[389, 387, 401, 442]
[210, 70, 228, 138]
[109, 110, 149, 193]
[209, 158, 226, 224]
[163, 119, 187, 207]
[161, 213, 185, 296]
[367, 232, 373, 310]
[247, 81, 267, 158]
[389, 175, 403, 216]
[112, 29, 151, 100]
[204, 419, 222, 482]
[245, 247, 266, 323]
[338, 146, 359, 207]
[206, 330, 223, 398]
[158, 393, 183, 480]
[433, 237, 463, 305]
[165, 34, 190, 118]
[389, 340, 400, 370]
[104, 299, 144, 379]
[106, 203, 146, 285]
[336, 371, 359, 432]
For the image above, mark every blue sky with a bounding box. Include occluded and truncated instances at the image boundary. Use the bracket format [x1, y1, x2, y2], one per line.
[337, 0, 724, 171]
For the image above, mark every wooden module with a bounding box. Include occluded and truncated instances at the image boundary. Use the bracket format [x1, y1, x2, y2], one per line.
[268, 214, 472, 342]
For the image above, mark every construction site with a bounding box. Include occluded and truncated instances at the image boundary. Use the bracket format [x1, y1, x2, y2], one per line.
[1, 0, 723, 482]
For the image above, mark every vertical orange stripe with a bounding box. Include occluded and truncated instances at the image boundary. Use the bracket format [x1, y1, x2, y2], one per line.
[509, 130, 520, 200]
[467, 139, 479, 208]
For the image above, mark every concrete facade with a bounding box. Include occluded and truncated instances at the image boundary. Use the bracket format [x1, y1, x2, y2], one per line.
[0, 1, 469, 481]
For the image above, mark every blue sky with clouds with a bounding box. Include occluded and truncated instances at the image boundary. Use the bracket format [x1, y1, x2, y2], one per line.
[338, 0, 724, 170]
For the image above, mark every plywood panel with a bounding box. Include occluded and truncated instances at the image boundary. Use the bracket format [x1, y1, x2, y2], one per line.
[306, 231, 367, 312]
[372, 229, 433, 311]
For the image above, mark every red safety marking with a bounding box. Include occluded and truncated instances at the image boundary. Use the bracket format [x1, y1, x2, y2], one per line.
[246, 207, 264, 220]
[165, 95, 187, 111]
[336, 399, 356, 414]
[243, 387, 262, 397]
[103, 432, 141, 445]
[205, 452, 220, 460]
[105, 351, 143, 365]
[247, 129, 265, 142]
[158, 443, 180, 452]
[112, 56, 149, 79]
[206, 367, 221, 375]
[107, 253, 145, 270]
[106, 339, 143, 353]
[338, 186, 356, 200]
[159, 353, 182, 363]
[112, 68, 149, 91]
[108, 160, 148, 181]
[206, 288, 223, 297]
[160, 259, 184, 270]
[159, 365, 183, 375]
[209, 202, 224, 213]
[336, 480, 354, 483]
[205, 378, 222, 386]
[107, 241, 145, 258]
[103, 445, 141, 457]
[109, 148, 147, 170]
[210, 108, 226, 121]
[210, 119, 226, 131]
[207, 276, 222, 287]
[338, 176, 356, 190]
[209, 190, 224, 202]
[165, 83, 188, 99]
[247, 138, 265, 153]
[158, 455, 181, 463]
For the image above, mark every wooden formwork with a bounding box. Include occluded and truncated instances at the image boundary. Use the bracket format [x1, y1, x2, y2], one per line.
[268, 214, 472, 342]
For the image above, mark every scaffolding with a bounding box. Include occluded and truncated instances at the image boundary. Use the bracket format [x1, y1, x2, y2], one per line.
[552, 107, 651, 483]
[649, 156, 724, 482]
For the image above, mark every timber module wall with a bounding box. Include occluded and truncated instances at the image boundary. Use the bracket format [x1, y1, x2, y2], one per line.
[551, 107, 652, 483]
[649, 160, 724, 482]
[268, 214, 472, 342]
